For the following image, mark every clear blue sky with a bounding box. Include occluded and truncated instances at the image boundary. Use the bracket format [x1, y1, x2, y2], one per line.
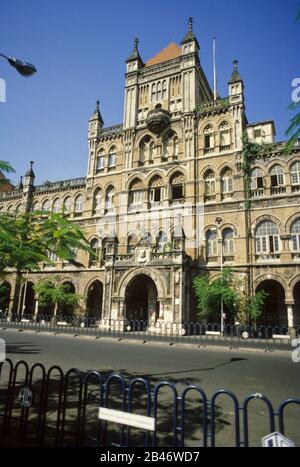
[0, 0, 299, 185]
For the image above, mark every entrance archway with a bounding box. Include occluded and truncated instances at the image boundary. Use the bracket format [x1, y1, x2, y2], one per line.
[125, 274, 159, 322]
[0, 282, 11, 315]
[60, 282, 76, 317]
[256, 280, 286, 326]
[86, 280, 103, 320]
[293, 282, 300, 326]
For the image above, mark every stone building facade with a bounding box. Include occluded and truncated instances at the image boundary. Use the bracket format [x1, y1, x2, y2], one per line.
[1, 21, 300, 329]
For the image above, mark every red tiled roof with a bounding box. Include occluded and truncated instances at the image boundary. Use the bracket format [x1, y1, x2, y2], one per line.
[145, 43, 181, 67]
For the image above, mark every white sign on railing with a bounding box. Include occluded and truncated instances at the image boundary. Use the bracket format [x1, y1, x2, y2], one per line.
[99, 407, 155, 431]
[262, 432, 295, 448]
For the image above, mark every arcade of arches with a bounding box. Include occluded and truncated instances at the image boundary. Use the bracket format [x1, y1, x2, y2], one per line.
[1, 275, 300, 327]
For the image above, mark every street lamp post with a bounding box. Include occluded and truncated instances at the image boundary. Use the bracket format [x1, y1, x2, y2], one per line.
[215, 217, 225, 336]
[0, 53, 37, 77]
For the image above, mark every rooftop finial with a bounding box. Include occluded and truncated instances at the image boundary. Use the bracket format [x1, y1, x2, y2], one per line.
[96, 99, 100, 110]
[233, 59, 239, 70]
[188, 17, 194, 31]
[30, 161, 34, 168]
[134, 37, 139, 49]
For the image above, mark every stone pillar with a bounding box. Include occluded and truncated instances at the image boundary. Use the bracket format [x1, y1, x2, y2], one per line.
[158, 300, 165, 320]
[119, 299, 126, 319]
[33, 296, 39, 321]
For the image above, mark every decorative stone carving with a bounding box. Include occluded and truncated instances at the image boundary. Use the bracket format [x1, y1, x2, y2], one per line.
[146, 106, 171, 136]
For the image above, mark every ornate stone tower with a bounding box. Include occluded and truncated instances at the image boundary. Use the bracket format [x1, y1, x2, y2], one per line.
[228, 60, 245, 151]
[22, 161, 35, 212]
[87, 100, 104, 179]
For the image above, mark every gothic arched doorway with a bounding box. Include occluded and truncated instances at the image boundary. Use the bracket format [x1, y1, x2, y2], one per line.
[256, 280, 286, 326]
[125, 274, 159, 322]
[0, 282, 11, 316]
[293, 282, 300, 327]
[60, 282, 76, 318]
[86, 280, 103, 320]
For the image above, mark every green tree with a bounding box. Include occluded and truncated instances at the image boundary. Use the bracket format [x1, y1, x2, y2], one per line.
[0, 210, 93, 317]
[0, 161, 15, 186]
[34, 276, 84, 320]
[193, 268, 266, 325]
[236, 289, 268, 326]
[193, 268, 239, 322]
[0, 211, 92, 278]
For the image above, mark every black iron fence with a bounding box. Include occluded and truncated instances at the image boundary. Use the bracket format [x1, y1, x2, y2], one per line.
[0, 359, 299, 447]
[1, 314, 300, 350]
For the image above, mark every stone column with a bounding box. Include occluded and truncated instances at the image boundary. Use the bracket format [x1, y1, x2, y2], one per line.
[119, 299, 126, 319]
[158, 300, 165, 320]
[33, 296, 39, 321]
[285, 300, 296, 338]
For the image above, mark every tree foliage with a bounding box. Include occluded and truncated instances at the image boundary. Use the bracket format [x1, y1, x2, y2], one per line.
[193, 268, 267, 325]
[0, 211, 92, 278]
[34, 276, 84, 318]
[0, 161, 15, 186]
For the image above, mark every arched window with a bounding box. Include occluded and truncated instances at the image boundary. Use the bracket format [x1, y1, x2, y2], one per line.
[93, 189, 102, 213]
[291, 219, 300, 252]
[42, 200, 51, 213]
[291, 162, 300, 187]
[7, 205, 14, 214]
[163, 131, 178, 159]
[15, 204, 22, 214]
[270, 165, 285, 188]
[149, 176, 164, 203]
[139, 136, 154, 165]
[170, 172, 184, 201]
[204, 171, 216, 197]
[223, 229, 234, 255]
[162, 80, 167, 100]
[221, 169, 234, 195]
[102, 238, 108, 261]
[129, 179, 143, 208]
[32, 202, 39, 212]
[74, 195, 84, 215]
[206, 230, 218, 257]
[96, 149, 105, 172]
[108, 147, 117, 168]
[255, 221, 280, 254]
[127, 235, 137, 254]
[63, 196, 73, 213]
[52, 198, 62, 214]
[219, 121, 231, 149]
[90, 238, 100, 263]
[251, 168, 264, 190]
[157, 81, 162, 101]
[156, 231, 167, 252]
[204, 125, 214, 150]
[151, 83, 156, 102]
[105, 187, 115, 211]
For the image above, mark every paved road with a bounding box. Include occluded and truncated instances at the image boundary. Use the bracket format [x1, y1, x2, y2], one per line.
[1, 328, 299, 403]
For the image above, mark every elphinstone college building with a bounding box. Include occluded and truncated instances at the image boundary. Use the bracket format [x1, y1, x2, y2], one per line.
[1, 20, 300, 331]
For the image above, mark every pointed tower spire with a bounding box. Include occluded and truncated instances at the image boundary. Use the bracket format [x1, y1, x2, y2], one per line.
[229, 59, 242, 83]
[25, 161, 35, 178]
[126, 37, 143, 66]
[90, 99, 104, 127]
[16, 176, 23, 190]
[181, 17, 200, 50]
